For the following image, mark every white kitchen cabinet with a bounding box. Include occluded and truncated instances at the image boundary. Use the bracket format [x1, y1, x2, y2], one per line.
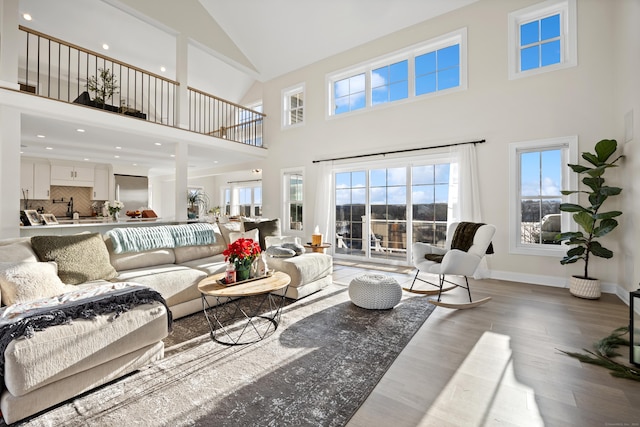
[33, 163, 51, 199]
[20, 161, 51, 200]
[50, 164, 94, 187]
[93, 167, 110, 200]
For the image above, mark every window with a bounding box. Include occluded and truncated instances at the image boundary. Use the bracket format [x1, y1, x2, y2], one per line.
[328, 28, 466, 117]
[283, 170, 304, 231]
[415, 44, 460, 95]
[238, 102, 263, 146]
[334, 157, 452, 264]
[508, 136, 578, 256]
[508, 0, 577, 80]
[228, 185, 261, 217]
[372, 61, 408, 106]
[334, 74, 366, 114]
[283, 84, 304, 128]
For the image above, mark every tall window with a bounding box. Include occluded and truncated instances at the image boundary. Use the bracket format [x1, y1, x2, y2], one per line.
[509, 136, 577, 256]
[329, 28, 466, 117]
[283, 171, 304, 231]
[412, 164, 450, 247]
[508, 0, 577, 80]
[335, 160, 451, 263]
[232, 185, 262, 217]
[283, 84, 304, 128]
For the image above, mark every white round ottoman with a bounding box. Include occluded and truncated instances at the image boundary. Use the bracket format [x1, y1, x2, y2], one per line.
[349, 274, 402, 310]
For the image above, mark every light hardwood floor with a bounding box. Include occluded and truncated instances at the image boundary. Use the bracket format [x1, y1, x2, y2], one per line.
[332, 262, 640, 427]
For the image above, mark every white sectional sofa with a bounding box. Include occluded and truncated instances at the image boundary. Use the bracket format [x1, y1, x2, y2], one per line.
[0, 220, 332, 423]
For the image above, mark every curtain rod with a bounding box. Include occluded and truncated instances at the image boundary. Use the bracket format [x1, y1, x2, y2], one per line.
[227, 179, 262, 184]
[312, 139, 486, 164]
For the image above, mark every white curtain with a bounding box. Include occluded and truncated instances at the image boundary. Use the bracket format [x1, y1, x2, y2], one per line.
[313, 162, 333, 247]
[449, 143, 491, 278]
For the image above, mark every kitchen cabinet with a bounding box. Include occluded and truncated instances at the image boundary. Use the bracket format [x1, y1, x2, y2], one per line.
[20, 161, 51, 200]
[50, 164, 94, 187]
[93, 167, 110, 200]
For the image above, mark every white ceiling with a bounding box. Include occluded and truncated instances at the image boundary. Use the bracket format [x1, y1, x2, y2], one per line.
[16, 0, 478, 176]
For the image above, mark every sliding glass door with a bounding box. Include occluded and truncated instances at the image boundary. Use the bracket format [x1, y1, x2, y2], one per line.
[334, 159, 451, 264]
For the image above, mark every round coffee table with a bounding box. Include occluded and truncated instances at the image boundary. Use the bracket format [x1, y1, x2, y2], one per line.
[198, 271, 290, 345]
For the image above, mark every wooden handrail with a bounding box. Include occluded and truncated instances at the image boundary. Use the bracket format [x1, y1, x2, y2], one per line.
[19, 25, 179, 86]
[188, 86, 266, 118]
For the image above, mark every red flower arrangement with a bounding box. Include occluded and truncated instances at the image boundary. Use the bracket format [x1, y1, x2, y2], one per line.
[223, 238, 262, 267]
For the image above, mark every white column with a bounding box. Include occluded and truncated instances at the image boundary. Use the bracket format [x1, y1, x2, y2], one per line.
[0, 0, 20, 89]
[0, 106, 21, 238]
[175, 33, 189, 130]
[174, 143, 188, 221]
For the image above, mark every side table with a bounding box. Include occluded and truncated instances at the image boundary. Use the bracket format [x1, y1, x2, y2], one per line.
[304, 243, 331, 254]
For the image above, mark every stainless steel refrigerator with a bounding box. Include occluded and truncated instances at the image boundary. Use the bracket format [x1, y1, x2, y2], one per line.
[114, 174, 149, 212]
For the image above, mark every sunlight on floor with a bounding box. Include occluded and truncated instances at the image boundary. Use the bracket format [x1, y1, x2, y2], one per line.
[417, 331, 543, 427]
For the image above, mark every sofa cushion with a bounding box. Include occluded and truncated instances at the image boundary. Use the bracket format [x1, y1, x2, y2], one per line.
[31, 233, 117, 285]
[3, 302, 168, 397]
[105, 236, 176, 271]
[173, 244, 224, 264]
[0, 241, 39, 263]
[113, 265, 206, 307]
[242, 218, 281, 250]
[267, 253, 332, 288]
[264, 235, 301, 248]
[0, 262, 72, 305]
[179, 254, 227, 276]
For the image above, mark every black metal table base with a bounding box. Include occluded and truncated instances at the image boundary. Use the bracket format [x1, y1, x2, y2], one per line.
[201, 289, 288, 346]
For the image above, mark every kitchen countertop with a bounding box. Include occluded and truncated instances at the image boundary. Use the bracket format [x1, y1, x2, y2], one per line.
[19, 217, 188, 237]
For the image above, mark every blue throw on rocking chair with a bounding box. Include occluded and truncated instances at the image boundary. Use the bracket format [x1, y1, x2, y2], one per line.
[405, 222, 496, 309]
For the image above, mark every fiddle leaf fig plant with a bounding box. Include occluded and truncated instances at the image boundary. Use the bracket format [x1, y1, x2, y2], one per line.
[556, 139, 624, 279]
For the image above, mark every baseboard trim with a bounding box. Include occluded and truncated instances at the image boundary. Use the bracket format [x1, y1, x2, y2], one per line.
[488, 269, 627, 304]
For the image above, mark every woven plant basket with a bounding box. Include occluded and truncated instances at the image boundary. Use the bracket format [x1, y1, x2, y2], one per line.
[569, 275, 601, 299]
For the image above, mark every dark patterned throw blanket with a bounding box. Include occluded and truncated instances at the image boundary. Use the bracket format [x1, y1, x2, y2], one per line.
[425, 222, 494, 263]
[0, 283, 172, 385]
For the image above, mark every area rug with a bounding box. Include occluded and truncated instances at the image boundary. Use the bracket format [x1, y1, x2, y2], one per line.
[14, 282, 435, 427]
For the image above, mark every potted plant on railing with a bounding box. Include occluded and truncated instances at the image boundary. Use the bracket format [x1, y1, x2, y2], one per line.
[87, 68, 119, 106]
[556, 139, 624, 299]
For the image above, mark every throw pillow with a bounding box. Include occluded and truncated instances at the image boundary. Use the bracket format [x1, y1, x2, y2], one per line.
[0, 262, 71, 305]
[0, 240, 39, 263]
[228, 229, 260, 245]
[31, 233, 118, 285]
[243, 218, 281, 250]
[217, 222, 242, 246]
[265, 245, 296, 258]
[282, 242, 305, 256]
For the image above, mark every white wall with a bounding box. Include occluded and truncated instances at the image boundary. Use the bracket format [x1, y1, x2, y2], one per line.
[243, 0, 631, 287]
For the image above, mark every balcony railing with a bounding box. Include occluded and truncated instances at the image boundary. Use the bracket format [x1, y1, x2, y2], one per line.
[188, 87, 264, 147]
[17, 26, 265, 146]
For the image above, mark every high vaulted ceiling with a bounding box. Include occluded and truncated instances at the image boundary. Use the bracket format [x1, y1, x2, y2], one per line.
[16, 0, 478, 175]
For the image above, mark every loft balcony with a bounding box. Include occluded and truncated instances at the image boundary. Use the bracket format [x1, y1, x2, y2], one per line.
[16, 26, 265, 148]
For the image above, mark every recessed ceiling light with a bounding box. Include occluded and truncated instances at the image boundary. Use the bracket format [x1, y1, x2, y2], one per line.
[23, 13, 32, 21]
[170, 154, 175, 158]
[214, 161, 219, 164]
[160, 66, 166, 72]
[114, 155, 120, 158]
[84, 158, 90, 161]
[20, 151, 24, 154]
[154, 142, 162, 146]
[36, 134, 45, 138]
[132, 163, 138, 166]
[76, 128, 85, 133]
[115, 146, 122, 150]
[45, 147, 53, 150]
[102, 43, 109, 50]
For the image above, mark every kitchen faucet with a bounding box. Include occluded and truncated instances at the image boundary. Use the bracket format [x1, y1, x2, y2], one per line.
[67, 197, 74, 217]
